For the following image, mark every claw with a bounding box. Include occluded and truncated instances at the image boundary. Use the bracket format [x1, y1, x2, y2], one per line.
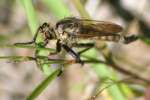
[123, 35, 138, 44]
[76, 58, 84, 66]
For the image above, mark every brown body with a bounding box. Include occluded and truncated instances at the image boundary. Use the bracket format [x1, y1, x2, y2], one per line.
[55, 17, 123, 46]
[15, 17, 137, 64]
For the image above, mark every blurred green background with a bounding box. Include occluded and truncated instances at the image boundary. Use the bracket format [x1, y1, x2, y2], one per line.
[0, 0, 150, 100]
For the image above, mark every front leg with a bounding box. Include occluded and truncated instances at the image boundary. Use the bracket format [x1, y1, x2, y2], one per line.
[14, 25, 42, 45]
[14, 22, 50, 45]
[62, 44, 84, 65]
[72, 43, 94, 55]
[49, 39, 62, 55]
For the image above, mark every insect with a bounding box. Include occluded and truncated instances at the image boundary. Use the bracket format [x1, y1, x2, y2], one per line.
[15, 17, 138, 65]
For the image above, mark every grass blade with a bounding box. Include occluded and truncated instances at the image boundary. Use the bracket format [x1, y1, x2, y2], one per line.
[27, 68, 62, 100]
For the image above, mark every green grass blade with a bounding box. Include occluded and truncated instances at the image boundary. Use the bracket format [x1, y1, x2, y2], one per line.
[84, 49, 126, 100]
[27, 68, 62, 100]
[71, 0, 90, 18]
[22, 0, 39, 34]
[43, 0, 71, 19]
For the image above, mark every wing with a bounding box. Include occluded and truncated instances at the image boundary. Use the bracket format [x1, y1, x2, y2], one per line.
[77, 18, 123, 33]
[57, 17, 123, 34]
[56, 17, 123, 41]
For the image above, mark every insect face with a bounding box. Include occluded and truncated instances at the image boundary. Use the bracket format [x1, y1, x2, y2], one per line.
[39, 23, 56, 40]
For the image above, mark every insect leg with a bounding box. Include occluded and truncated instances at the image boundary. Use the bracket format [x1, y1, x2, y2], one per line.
[72, 43, 94, 55]
[123, 35, 138, 44]
[49, 39, 62, 55]
[14, 26, 42, 45]
[62, 44, 84, 65]
[43, 38, 49, 46]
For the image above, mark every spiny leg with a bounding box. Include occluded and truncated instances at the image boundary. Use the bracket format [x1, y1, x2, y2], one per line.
[14, 27, 41, 45]
[48, 39, 62, 56]
[14, 22, 49, 45]
[62, 44, 84, 65]
[72, 43, 94, 55]
[78, 47, 92, 55]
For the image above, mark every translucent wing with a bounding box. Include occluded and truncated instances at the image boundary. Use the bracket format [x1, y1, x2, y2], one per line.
[78, 19, 123, 33]
[56, 17, 123, 41]
[57, 17, 123, 34]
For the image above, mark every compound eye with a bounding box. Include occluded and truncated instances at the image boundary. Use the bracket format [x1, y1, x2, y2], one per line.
[67, 23, 74, 28]
[42, 22, 49, 27]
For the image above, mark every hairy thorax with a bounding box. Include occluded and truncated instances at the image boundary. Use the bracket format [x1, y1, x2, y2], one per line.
[55, 24, 79, 46]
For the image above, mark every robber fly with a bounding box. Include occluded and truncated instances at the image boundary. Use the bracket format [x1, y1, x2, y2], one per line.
[15, 17, 138, 64]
